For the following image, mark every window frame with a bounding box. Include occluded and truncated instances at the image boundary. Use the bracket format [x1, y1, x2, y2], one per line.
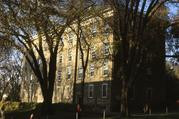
[102, 83, 108, 98]
[67, 66, 72, 80]
[78, 67, 83, 79]
[68, 32, 73, 45]
[103, 60, 109, 76]
[146, 88, 152, 100]
[68, 49, 72, 62]
[59, 53, 63, 63]
[90, 46, 96, 60]
[89, 64, 95, 77]
[103, 43, 109, 56]
[57, 69, 62, 80]
[88, 84, 94, 98]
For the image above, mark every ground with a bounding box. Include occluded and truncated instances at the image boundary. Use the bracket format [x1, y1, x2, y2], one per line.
[5, 111, 179, 119]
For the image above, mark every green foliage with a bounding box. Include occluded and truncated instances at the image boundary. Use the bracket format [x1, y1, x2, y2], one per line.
[0, 102, 77, 113]
[0, 101, 20, 112]
[0, 101, 37, 112]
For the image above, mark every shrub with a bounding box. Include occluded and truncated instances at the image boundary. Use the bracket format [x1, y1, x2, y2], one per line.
[0, 101, 38, 112]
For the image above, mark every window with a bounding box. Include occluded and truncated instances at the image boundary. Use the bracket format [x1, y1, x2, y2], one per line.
[90, 46, 96, 60]
[91, 22, 97, 36]
[88, 84, 94, 98]
[104, 21, 110, 35]
[79, 51, 83, 59]
[59, 54, 63, 63]
[38, 59, 42, 65]
[80, 33, 85, 44]
[68, 32, 73, 44]
[68, 49, 72, 62]
[67, 66, 72, 79]
[57, 70, 62, 80]
[146, 88, 152, 100]
[103, 60, 108, 76]
[102, 83, 108, 98]
[129, 86, 135, 99]
[103, 43, 109, 56]
[89, 64, 94, 77]
[59, 36, 64, 46]
[64, 86, 70, 99]
[146, 68, 152, 75]
[78, 67, 83, 79]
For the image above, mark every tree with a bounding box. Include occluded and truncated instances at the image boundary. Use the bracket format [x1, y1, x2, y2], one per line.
[0, 38, 22, 101]
[0, 0, 86, 115]
[166, 10, 179, 63]
[105, 0, 177, 116]
[69, 6, 113, 105]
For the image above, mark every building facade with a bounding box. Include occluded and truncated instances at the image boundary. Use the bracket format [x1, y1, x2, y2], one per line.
[20, 9, 166, 112]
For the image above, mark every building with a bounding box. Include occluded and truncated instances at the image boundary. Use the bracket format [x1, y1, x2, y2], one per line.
[20, 8, 166, 112]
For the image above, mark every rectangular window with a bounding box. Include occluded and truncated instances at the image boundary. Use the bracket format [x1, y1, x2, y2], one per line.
[59, 54, 63, 63]
[78, 67, 83, 79]
[80, 34, 85, 44]
[89, 64, 94, 77]
[104, 21, 110, 35]
[68, 32, 73, 45]
[91, 23, 97, 36]
[146, 68, 152, 75]
[102, 83, 108, 98]
[103, 60, 108, 76]
[68, 49, 72, 62]
[103, 43, 109, 56]
[146, 88, 152, 100]
[88, 84, 94, 98]
[129, 86, 135, 99]
[91, 46, 96, 60]
[67, 66, 71, 79]
[79, 51, 83, 59]
[59, 36, 64, 46]
[57, 70, 62, 80]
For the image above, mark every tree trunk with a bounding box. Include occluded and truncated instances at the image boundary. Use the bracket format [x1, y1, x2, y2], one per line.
[81, 72, 85, 106]
[120, 79, 129, 117]
[33, 80, 54, 118]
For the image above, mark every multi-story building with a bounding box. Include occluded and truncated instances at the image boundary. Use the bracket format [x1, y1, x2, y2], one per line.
[20, 8, 166, 112]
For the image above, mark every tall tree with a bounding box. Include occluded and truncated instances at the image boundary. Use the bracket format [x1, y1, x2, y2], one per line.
[106, 0, 177, 116]
[0, 0, 85, 115]
[0, 38, 22, 101]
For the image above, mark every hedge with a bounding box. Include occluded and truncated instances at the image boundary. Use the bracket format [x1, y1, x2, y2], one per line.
[0, 101, 37, 112]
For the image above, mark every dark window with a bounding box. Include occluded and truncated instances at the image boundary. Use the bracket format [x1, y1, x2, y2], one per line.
[68, 50, 72, 62]
[68, 32, 73, 44]
[102, 83, 108, 98]
[88, 84, 94, 98]
[57, 70, 62, 80]
[67, 66, 71, 79]
[103, 60, 108, 75]
[129, 86, 135, 99]
[59, 54, 63, 63]
[103, 43, 109, 56]
[104, 21, 110, 35]
[146, 88, 152, 100]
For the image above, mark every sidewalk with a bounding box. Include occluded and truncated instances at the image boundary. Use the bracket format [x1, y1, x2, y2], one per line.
[131, 112, 179, 119]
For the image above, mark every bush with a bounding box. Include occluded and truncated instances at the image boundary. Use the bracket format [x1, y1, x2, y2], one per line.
[0, 101, 20, 112]
[51, 103, 76, 112]
[0, 101, 38, 112]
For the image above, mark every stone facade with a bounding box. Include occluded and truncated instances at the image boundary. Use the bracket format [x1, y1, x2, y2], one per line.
[20, 9, 166, 112]
[20, 9, 114, 107]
